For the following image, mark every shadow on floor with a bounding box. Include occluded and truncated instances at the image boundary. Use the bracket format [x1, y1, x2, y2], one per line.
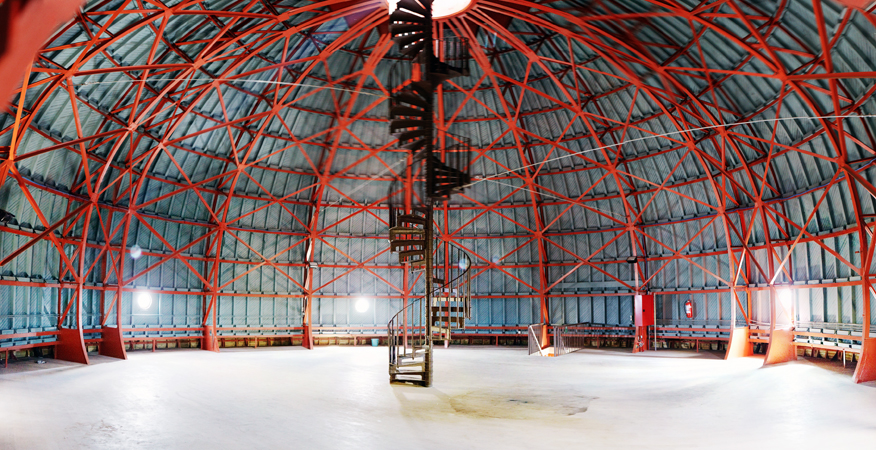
[0, 354, 122, 377]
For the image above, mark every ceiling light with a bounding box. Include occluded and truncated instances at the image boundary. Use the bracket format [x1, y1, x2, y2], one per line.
[387, 0, 473, 18]
[130, 244, 142, 259]
[136, 291, 153, 310]
[355, 297, 370, 313]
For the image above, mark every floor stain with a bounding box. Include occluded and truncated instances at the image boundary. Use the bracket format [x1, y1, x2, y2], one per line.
[449, 389, 596, 419]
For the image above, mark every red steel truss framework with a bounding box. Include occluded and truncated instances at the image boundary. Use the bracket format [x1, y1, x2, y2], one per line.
[1, 0, 876, 365]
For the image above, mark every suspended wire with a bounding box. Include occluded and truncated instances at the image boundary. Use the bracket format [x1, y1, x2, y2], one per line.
[466, 113, 876, 221]
[71, 77, 389, 98]
[321, 113, 876, 218]
[469, 113, 876, 187]
[59, 77, 876, 218]
[322, 158, 409, 209]
[477, 177, 628, 219]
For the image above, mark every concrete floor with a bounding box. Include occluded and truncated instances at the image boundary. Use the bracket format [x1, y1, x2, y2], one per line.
[1, 347, 875, 449]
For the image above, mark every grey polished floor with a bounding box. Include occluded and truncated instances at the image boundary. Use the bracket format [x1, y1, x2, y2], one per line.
[1, 345, 874, 449]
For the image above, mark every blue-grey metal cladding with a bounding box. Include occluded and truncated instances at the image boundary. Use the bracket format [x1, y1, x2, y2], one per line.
[1, 0, 876, 344]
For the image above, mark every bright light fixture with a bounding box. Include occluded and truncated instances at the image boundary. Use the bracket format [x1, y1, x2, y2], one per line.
[130, 244, 142, 259]
[777, 288, 792, 310]
[355, 297, 370, 313]
[387, 0, 473, 18]
[136, 291, 153, 310]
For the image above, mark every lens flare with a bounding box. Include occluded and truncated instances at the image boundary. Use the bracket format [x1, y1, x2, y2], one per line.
[355, 297, 369, 313]
[136, 291, 152, 310]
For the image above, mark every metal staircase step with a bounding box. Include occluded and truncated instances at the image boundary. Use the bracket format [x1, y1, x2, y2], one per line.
[389, 227, 424, 239]
[432, 297, 466, 303]
[431, 60, 468, 79]
[393, 34, 424, 50]
[390, 23, 426, 36]
[397, 214, 426, 225]
[432, 316, 465, 323]
[400, 41, 426, 57]
[432, 315, 465, 323]
[390, 8, 427, 24]
[393, 91, 428, 109]
[431, 306, 466, 313]
[390, 105, 427, 118]
[407, 81, 433, 99]
[398, 250, 426, 262]
[394, 0, 428, 15]
[396, 361, 426, 369]
[391, 240, 425, 251]
[390, 118, 428, 132]
[402, 138, 427, 152]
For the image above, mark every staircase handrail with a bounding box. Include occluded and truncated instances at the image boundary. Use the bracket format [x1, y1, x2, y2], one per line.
[388, 240, 473, 367]
[388, 295, 429, 368]
[527, 323, 545, 356]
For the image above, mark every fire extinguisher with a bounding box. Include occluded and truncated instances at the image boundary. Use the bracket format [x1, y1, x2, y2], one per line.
[684, 300, 693, 319]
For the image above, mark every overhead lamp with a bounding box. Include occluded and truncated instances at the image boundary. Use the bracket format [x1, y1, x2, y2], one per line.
[355, 297, 370, 313]
[136, 291, 153, 310]
[130, 244, 143, 260]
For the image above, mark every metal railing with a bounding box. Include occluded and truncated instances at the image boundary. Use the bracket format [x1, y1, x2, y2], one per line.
[388, 295, 430, 369]
[431, 239, 472, 322]
[431, 134, 472, 193]
[554, 323, 586, 356]
[433, 37, 470, 76]
[794, 321, 864, 333]
[654, 319, 746, 328]
[527, 323, 545, 355]
[552, 323, 635, 356]
[388, 238, 473, 367]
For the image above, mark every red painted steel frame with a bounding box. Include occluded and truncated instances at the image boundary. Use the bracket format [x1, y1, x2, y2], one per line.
[55, 327, 88, 364]
[0, 0, 83, 110]
[853, 337, 876, 383]
[725, 328, 753, 359]
[632, 294, 653, 352]
[99, 325, 127, 359]
[764, 328, 798, 365]
[0, 0, 873, 382]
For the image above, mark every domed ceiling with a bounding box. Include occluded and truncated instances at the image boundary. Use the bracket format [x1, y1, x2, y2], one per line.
[1, 0, 876, 333]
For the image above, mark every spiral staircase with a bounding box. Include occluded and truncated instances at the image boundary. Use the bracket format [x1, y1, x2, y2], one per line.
[386, 0, 472, 387]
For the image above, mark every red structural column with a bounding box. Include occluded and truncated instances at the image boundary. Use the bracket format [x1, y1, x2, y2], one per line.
[764, 328, 797, 365]
[853, 338, 876, 383]
[725, 328, 753, 359]
[0, 0, 83, 106]
[57, 204, 92, 364]
[99, 243, 126, 359]
[100, 325, 126, 359]
[202, 324, 219, 352]
[632, 294, 653, 353]
[302, 240, 316, 350]
[55, 288, 88, 364]
[56, 327, 88, 364]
